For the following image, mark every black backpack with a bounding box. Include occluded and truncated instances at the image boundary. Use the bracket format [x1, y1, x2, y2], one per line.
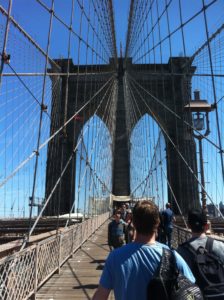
[181, 237, 224, 300]
[147, 248, 203, 300]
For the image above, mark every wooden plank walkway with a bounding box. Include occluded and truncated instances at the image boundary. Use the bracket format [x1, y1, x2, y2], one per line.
[36, 221, 114, 300]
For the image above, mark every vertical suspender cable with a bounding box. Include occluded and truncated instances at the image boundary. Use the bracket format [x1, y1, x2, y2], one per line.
[0, 0, 13, 88]
[28, 0, 54, 242]
[202, 0, 224, 182]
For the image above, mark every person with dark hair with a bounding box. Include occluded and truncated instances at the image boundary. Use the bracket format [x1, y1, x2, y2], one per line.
[108, 210, 126, 250]
[162, 202, 176, 247]
[177, 209, 224, 299]
[120, 203, 127, 221]
[124, 209, 134, 243]
[156, 211, 166, 243]
[178, 209, 224, 264]
[92, 200, 195, 300]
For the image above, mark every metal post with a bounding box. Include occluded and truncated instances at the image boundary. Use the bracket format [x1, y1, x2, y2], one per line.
[177, 227, 180, 246]
[71, 227, 74, 258]
[28, 0, 54, 240]
[58, 234, 62, 274]
[198, 138, 206, 210]
[0, 0, 13, 88]
[32, 244, 39, 300]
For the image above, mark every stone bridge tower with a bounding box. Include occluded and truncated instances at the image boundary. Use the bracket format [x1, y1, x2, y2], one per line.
[45, 57, 199, 215]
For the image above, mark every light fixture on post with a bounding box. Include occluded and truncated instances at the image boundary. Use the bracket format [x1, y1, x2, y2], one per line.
[184, 90, 214, 212]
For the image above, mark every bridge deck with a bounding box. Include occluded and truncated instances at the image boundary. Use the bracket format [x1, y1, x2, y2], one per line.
[36, 221, 114, 300]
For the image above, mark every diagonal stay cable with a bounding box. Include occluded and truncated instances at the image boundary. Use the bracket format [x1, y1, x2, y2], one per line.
[20, 153, 73, 250]
[0, 75, 115, 189]
[21, 76, 115, 247]
[160, 165, 188, 228]
[78, 81, 115, 212]
[28, 0, 55, 230]
[127, 78, 166, 199]
[131, 135, 166, 195]
[0, 5, 60, 70]
[127, 73, 223, 153]
[66, 81, 116, 225]
[0, 54, 51, 118]
[0, 0, 12, 88]
[126, 76, 156, 194]
[128, 75, 224, 219]
[73, 81, 114, 196]
[36, 0, 110, 63]
[130, 0, 218, 63]
[124, 76, 143, 191]
[186, 23, 224, 69]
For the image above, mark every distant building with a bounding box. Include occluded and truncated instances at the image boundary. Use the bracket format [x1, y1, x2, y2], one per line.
[219, 201, 224, 215]
[207, 203, 218, 217]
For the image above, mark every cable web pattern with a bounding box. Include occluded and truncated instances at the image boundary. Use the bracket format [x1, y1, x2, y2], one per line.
[0, 213, 108, 300]
[0, 247, 36, 300]
[0, 0, 223, 239]
[0, 0, 117, 238]
[125, 0, 224, 216]
[0, 0, 224, 298]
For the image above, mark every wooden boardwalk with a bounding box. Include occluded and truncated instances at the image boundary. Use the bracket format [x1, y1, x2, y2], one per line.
[36, 221, 114, 300]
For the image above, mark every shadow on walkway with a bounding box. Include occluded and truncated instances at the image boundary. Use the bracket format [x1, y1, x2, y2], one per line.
[36, 221, 114, 300]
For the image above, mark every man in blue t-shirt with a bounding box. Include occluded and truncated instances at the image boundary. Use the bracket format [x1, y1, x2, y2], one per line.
[92, 200, 194, 300]
[162, 202, 176, 247]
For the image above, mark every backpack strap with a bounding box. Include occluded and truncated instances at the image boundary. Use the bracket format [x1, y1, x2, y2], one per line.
[160, 248, 178, 280]
[156, 248, 178, 298]
[204, 237, 223, 265]
[147, 248, 174, 300]
[205, 237, 214, 253]
[179, 241, 199, 270]
[182, 241, 198, 256]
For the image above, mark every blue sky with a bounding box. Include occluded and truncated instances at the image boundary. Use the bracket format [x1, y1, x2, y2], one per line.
[0, 0, 224, 217]
[0, 0, 131, 58]
[113, 0, 130, 55]
[1, 0, 224, 60]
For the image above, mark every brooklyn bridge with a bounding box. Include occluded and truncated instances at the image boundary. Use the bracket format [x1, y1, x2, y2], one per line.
[0, 0, 224, 299]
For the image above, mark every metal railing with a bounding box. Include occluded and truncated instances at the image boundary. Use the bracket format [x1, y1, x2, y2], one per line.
[172, 225, 192, 249]
[0, 212, 109, 300]
[172, 224, 224, 249]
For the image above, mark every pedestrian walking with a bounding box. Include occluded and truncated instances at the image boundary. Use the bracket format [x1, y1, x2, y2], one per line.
[162, 203, 176, 247]
[178, 209, 224, 299]
[124, 209, 135, 243]
[108, 210, 126, 250]
[92, 200, 195, 300]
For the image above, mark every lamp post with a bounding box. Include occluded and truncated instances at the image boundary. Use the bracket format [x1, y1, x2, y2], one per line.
[184, 90, 214, 212]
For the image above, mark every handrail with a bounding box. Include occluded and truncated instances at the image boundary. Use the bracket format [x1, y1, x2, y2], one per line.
[0, 212, 109, 300]
[172, 224, 224, 249]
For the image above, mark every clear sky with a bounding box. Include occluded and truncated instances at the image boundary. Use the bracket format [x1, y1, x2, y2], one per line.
[113, 0, 130, 55]
[0, 0, 224, 218]
[0, 0, 131, 61]
[1, 0, 224, 59]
